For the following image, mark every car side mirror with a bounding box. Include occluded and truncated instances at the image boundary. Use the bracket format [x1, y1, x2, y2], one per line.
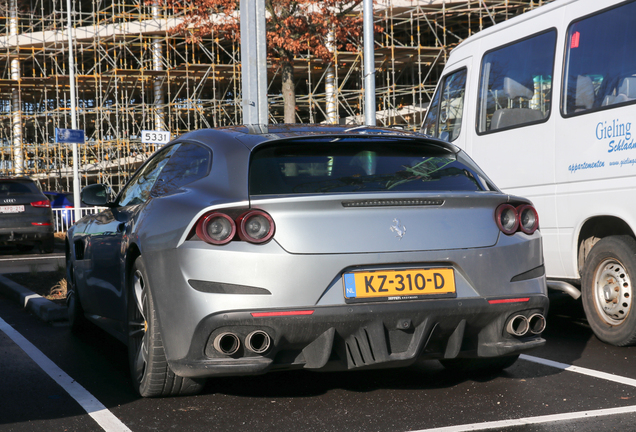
[81, 184, 111, 206]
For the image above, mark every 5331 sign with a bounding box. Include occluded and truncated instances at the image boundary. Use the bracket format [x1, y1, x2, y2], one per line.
[141, 130, 171, 144]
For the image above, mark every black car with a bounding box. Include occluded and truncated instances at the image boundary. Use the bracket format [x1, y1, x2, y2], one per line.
[0, 178, 54, 253]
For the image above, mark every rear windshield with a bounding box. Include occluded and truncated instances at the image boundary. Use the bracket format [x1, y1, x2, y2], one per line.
[249, 138, 489, 195]
[0, 181, 39, 195]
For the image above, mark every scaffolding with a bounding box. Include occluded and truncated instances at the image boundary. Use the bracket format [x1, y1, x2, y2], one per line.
[0, 0, 551, 193]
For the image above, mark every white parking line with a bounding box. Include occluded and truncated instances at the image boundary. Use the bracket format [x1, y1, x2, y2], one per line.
[408, 354, 636, 432]
[0, 256, 62, 262]
[0, 317, 132, 432]
[521, 354, 636, 388]
[408, 405, 636, 432]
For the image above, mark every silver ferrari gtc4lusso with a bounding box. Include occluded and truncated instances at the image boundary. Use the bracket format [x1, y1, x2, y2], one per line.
[66, 125, 548, 397]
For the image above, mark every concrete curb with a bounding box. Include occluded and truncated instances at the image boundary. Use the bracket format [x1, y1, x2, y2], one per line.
[0, 274, 68, 322]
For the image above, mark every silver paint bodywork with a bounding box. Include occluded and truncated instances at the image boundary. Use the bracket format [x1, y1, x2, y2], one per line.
[67, 125, 547, 376]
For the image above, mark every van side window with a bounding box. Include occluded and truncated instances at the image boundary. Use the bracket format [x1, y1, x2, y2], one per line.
[421, 68, 466, 142]
[563, 2, 636, 116]
[477, 30, 556, 134]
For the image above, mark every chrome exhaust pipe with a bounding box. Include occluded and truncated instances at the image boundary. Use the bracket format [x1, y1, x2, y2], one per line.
[214, 332, 240, 355]
[506, 315, 529, 337]
[246, 330, 271, 354]
[528, 314, 547, 334]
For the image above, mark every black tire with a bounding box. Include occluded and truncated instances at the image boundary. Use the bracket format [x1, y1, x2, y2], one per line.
[581, 235, 636, 346]
[440, 355, 519, 375]
[128, 257, 205, 397]
[66, 262, 89, 333]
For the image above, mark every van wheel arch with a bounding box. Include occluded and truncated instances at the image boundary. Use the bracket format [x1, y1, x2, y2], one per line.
[577, 216, 634, 277]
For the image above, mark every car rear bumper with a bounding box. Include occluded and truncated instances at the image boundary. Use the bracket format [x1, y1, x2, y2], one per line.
[168, 294, 548, 378]
[0, 226, 54, 244]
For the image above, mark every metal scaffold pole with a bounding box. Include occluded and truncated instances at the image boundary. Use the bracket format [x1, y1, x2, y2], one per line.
[363, 0, 376, 126]
[153, 2, 165, 132]
[66, 0, 81, 219]
[9, 0, 23, 175]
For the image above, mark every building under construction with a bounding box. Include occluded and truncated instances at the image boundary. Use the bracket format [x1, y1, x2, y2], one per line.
[0, 0, 551, 193]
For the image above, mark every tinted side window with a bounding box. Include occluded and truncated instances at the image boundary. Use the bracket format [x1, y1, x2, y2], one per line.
[118, 144, 180, 207]
[477, 30, 556, 133]
[421, 68, 467, 142]
[152, 143, 211, 196]
[563, 1, 636, 116]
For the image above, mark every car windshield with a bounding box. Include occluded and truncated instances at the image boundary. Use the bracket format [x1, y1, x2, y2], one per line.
[0, 181, 39, 195]
[249, 138, 489, 195]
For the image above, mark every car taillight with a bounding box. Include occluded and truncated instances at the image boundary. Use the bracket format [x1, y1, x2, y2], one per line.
[517, 204, 539, 234]
[194, 209, 275, 245]
[31, 200, 51, 208]
[495, 204, 539, 235]
[495, 204, 518, 235]
[237, 210, 275, 243]
[196, 212, 236, 245]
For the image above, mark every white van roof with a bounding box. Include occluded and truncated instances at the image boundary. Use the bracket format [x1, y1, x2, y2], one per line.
[451, 0, 603, 51]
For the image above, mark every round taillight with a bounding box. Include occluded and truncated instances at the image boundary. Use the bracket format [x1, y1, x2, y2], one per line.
[237, 210, 275, 243]
[517, 204, 539, 234]
[196, 212, 236, 245]
[495, 204, 519, 235]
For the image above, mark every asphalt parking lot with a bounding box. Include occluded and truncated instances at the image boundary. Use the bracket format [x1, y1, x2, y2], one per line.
[1, 258, 636, 432]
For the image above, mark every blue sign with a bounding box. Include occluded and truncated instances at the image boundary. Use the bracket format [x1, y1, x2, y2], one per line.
[55, 128, 85, 144]
[344, 274, 356, 298]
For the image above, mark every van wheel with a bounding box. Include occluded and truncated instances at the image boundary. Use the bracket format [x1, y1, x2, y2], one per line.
[128, 257, 205, 397]
[582, 236, 636, 346]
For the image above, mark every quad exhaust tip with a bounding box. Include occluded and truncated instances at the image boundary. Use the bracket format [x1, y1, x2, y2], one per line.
[528, 313, 546, 334]
[246, 330, 271, 354]
[213, 330, 272, 355]
[214, 332, 240, 355]
[506, 315, 529, 337]
[506, 314, 546, 337]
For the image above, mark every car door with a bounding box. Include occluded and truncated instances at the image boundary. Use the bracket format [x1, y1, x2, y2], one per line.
[81, 144, 180, 326]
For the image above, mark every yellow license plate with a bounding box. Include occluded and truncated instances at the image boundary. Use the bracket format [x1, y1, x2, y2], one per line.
[343, 268, 455, 299]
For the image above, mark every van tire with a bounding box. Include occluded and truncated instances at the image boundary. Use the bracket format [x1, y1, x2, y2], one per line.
[581, 236, 636, 346]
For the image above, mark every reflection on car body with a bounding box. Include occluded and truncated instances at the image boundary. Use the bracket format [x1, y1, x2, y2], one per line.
[66, 125, 548, 397]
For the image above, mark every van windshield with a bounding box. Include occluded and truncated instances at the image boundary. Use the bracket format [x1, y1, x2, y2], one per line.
[422, 68, 467, 141]
[249, 138, 490, 195]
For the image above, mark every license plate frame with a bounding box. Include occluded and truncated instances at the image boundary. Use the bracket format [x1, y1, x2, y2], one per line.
[343, 267, 456, 302]
[0, 205, 25, 214]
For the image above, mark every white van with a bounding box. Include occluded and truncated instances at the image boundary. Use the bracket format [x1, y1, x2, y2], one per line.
[421, 0, 636, 346]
